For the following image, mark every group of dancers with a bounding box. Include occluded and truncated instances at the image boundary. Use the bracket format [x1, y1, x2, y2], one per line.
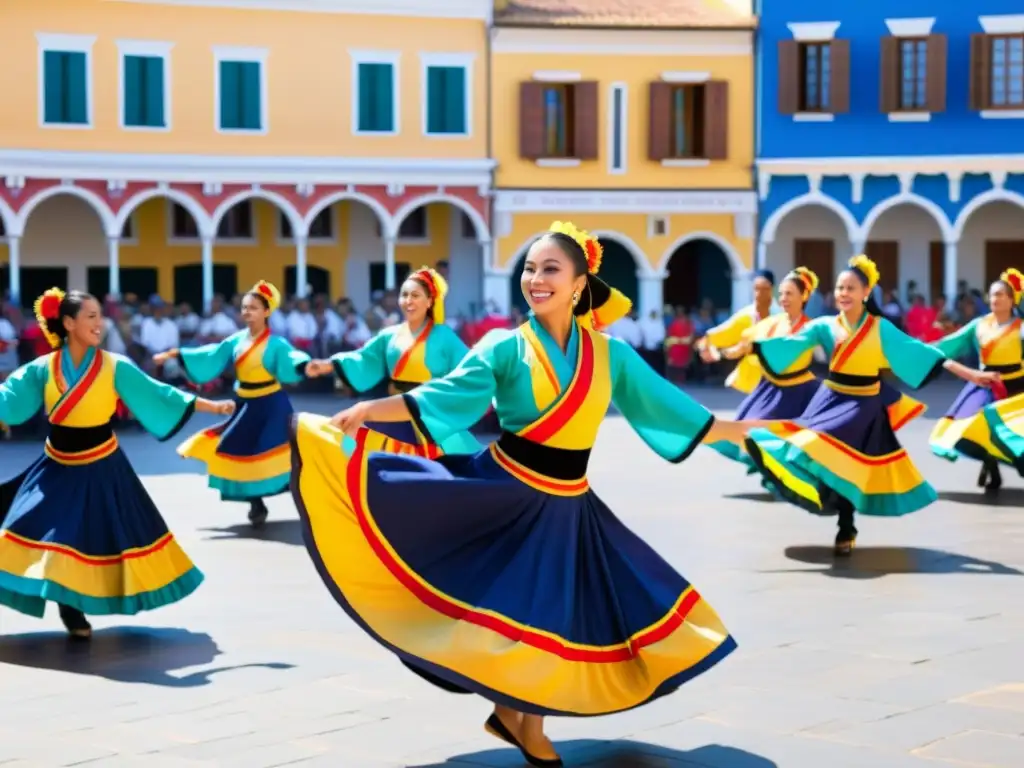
[1, 220, 1023, 767]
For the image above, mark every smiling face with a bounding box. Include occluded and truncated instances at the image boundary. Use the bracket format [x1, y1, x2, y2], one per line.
[835, 270, 869, 314]
[753, 276, 774, 307]
[399, 279, 432, 327]
[989, 281, 1015, 317]
[64, 297, 104, 348]
[241, 293, 270, 329]
[520, 239, 587, 321]
[778, 279, 804, 315]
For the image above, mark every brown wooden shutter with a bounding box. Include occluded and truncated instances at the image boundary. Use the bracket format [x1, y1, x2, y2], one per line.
[969, 34, 992, 111]
[926, 34, 947, 112]
[778, 40, 800, 113]
[648, 82, 673, 161]
[879, 36, 899, 113]
[829, 39, 851, 113]
[571, 80, 599, 160]
[929, 241, 945, 301]
[702, 80, 729, 160]
[519, 81, 546, 159]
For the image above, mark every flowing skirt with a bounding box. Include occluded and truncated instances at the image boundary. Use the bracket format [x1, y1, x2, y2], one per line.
[0, 450, 202, 618]
[932, 376, 1024, 468]
[744, 382, 935, 517]
[290, 414, 736, 717]
[178, 389, 293, 501]
[985, 389, 1024, 476]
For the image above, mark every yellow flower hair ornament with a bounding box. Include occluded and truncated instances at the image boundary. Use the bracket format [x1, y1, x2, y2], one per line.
[34, 287, 66, 349]
[787, 266, 820, 300]
[549, 220, 603, 274]
[410, 266, 449, 324]
[848, 254, 880, 292]
[1000, 268, 1024, 304]
[250, 280, 282, 314]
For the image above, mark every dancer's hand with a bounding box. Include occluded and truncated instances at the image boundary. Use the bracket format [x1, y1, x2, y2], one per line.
[305, 360, 333, 378]
[330, 401, 370, 434]
[699, 345, 720, 363]
[153, 349, 178, 365]
[972, 370, 1001, 388]
[197, 398, 236, 416]
[702, 418, 755, 446]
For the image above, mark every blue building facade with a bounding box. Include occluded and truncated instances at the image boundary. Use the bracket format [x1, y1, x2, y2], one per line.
[755, 1, 1024, 306]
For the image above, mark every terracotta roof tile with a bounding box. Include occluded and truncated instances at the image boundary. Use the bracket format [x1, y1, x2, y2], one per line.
[494, 0, 755, 29]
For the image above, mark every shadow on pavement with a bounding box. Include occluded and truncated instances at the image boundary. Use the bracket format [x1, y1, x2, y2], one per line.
[938, 488, 1024, 507]
[723, 492, 778, 503]
[410, 740, 778, 767]
[202, 518, 304, 546]
[0, 626, 293, 687]
[777, 545, 1024, 580]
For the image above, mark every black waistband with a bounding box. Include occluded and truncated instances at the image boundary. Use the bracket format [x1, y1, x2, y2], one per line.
[48, 423, 115, 452]
[827, 371, 880, 387]
[388, 379, 419, 394]
[984, 363, 1022, 374]
[496, 431, 590, 480]
[238, 379, 276, 390]
[767, 366, 812, 381]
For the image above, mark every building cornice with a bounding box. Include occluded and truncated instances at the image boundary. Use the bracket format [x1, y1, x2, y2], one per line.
[107, 0, 493, 22]
[491, 27, 752, 56]
[0, 149, 496, 187]
[494, 189, 757, 214]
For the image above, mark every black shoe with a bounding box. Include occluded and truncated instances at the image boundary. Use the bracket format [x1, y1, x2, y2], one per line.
[58, 604, 92, 639]
[248, 499, 269, 528]
[984, 463, 1003, 496]
[978, 464, 990, 488]
[483, 715, 563, 767]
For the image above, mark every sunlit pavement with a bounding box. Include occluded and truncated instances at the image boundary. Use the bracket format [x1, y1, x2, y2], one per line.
[1, 383, 1022, 767]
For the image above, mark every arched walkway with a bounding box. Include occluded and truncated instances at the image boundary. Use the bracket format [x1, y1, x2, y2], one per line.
[762, 201, 856, 296]
[662, 237, 733, 312]
[860, 200, 948, 300]
[115, 188, 213, 238]
[956, 198, 1024, 292]
[20, 193, 107, 298]
[17, 184, 117, 237]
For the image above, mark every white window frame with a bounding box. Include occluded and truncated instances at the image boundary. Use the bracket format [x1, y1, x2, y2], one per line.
[351, 49, 401, 136]
[36, 33, 97, 130]
[607, 82, 628, 175]
[212, 45, 269, 135]
[276, 208, 337, 245]
[116, 40, 174, 132]
[419, 52, 474, 139]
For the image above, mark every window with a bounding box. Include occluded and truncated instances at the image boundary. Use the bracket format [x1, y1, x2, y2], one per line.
[40, 39, 92, 126]
[353, 52, 399, 134]
[374, 207, 428, 240]
[648, 81, 728, 162]
[777, 38, 850, 116]
[279, 209, 333, 240]
[971, 33, 1024, 112]
[800, 42, 831, 111]
[217, 202, 253, 239]
[425, 65, 468, 135]
[543, 85, 574, 157]
[898, 39, 928, 110]
[519, 80, 598, 161]
[670, 85, 706, 158]
[119, 41, 172, 129]
[608, 83, 627, 174]
[170, 203, 199, 239]
[214, 47, 267, 132]
[880, 34, 945, 115]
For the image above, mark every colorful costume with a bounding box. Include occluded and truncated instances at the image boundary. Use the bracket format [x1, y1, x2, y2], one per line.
[930, 313, 1024, 466]
[177, 282, 311, 502]
[744, 312, 941, 519]
[697, 303, 779, 394]
[0, 346, 202, 618]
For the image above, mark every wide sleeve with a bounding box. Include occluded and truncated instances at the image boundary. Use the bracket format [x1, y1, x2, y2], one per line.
[179, 337, 235, 385]
[0, 358, 47, 426]
[753, 318, 831, 376]
[439, 325, 471, 374]
[699, 310, 752, 349]
[933, 318, 980, 360]
[609, 337, 715, 463]
[265, 336, 311, 385]
[331, 332, 389, 393]
[403, 330, 507, 445]
[879, 318, 947, 389]
[113, 355, 197, 441]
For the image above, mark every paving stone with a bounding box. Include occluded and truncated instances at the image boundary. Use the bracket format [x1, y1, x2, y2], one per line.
[913, 730, 1024, 767]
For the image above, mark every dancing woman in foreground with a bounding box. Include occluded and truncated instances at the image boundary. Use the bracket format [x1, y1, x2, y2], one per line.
[0, 289, 234, 638]
[305, 266, 480, 456]
[290, 222, 763, 766]
[930, 270, 1024, 494]
[743, 256, 998, 556]
[156, 281, 312, 527]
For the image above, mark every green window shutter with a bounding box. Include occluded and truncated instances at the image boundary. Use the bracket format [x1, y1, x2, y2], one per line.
[359, 62, 393, 132]
[376, 63, 394, 131]
[443, 67, 466, 133]
[143, 56, 165, 127]
[219, 61, 241, 129]
[240, 61, 261, 129]
[43, 50, 66, 123]
[123, 55, 143, 126]
[65, 51, 88, 124]
[426, 66, 444, 133]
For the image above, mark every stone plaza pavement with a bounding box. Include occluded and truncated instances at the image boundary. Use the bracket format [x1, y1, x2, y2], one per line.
[0, 386, 1022, 767]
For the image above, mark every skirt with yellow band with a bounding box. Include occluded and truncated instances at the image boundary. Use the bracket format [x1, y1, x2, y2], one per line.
[931, 375, 1024, 466]
[290, 413, 736, 717]
[178, 388, 295, 500]
[744, 381, 936, 518]
[0, 444, 203, 618]
[985, 390, 1024, 476]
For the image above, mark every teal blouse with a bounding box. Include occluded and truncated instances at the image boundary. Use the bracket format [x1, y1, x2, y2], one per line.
[756, 314, 946, 389]
[404, 317, 715, 461]
[180, 331, 311, 387]
[0, 349, 196, 440]
[332, 323, 469, 392]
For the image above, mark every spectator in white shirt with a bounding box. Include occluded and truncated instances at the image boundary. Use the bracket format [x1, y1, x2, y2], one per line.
[639, 309, 667, 375]
[175, 302, 202, 344]
[0, 313, 17, 377]
[287, 298, 318, 352]
[608, 312, 643, 349]
[342, 311, 372, 350]
[199, 297, 239, 342]
[140, 304, 182, 381]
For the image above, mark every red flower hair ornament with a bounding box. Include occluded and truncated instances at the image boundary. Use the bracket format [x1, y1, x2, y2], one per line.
[250, 280, 282, 314]
[33, 287, 66, 349]
[1000, 268, 1024, 304]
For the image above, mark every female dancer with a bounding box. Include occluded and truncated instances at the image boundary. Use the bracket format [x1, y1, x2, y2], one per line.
[695, 269, 777, 394]
[291, 222, 763, 766]
[743, 256, 997, 556]
[305, 266, 481, 456]
[0, 289, 234, 638]
[930, 270, 1024, 494]
[155, 281, 311, 528]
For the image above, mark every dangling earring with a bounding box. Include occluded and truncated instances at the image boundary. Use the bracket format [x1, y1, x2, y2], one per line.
[572, 291, 580, 306]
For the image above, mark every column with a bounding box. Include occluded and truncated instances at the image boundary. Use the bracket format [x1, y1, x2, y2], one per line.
[483, 268, 510, 316]
[850, 240, 865, 259]
[756, 240, 768, 271]
[637, 272, 665, 319]
[7, 236, 20, 306]
[384, 236, 397, 290]
[944, 241, 958, 306]
[201, 235, 214, 314]
[107, 236, 121, 299]
[731, 270, 752, 314]
[295, 235, 309, 298]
